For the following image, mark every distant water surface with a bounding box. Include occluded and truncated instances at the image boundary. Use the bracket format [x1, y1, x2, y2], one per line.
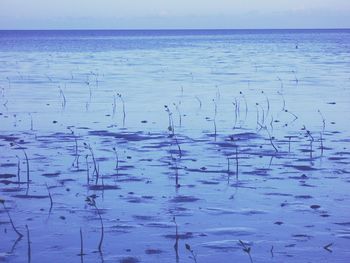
[0, 29, 349, 52]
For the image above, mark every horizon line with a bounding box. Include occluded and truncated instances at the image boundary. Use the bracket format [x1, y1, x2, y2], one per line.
[0, 27, 350, 31]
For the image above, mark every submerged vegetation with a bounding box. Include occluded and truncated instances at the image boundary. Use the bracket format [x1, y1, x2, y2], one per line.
[0, 30, 349, 263]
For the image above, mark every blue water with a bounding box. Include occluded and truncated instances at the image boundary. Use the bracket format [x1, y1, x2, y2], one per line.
[0, 29, 350, 263]
[1, 29, 349, 52]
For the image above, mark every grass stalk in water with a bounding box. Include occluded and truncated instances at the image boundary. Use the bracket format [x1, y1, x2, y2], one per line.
[195, 96, 202, 109]
[6, 76, 11, 89]
[112, 94, 116, 117]
[29, 113, 33, 131]
[173, 102, 182, 127]
[174, 136, 182, 158]
[213, 98, 217, 117]
[239, 91, 248, 121]
[323, 243, 333, 253]
[284, 109, 298, 121]
[286, 136, 292, 153]
[172, 217, 179, 262]
[1, 199, 23, 238]
[213, 118, 217, 140]
[277, 76, 284, 90]
[58, 85, 66, 109]
[227, 157, 230, 175]
[292, 70, 299, 84]
[257, 103, 265, 125]
[78, 227, 86, 262]
[185, 243, 198, 263]
[226, 157, 232, 183]
[164, 105, 175, 136]
[213, 99, 218, 140]
[26, 225, 31, 263]
[239, 240, 253, 263]
[83, 143, 99, 184]
[68, 128, 79, 168]
[269, 115, 274, 131]
[173, 158, 180, 188]
[262, 127, 278, 153]
[270, 245, 274, 258]
[229, 136, 239, 179]
[112, 147, 119, 175]
[255, 103, 260, 129]
[235, 146, 239, 179]
[277, 91, 286, 111]
[306, 129, 314, 159]
[10, 142, 30, 194]
[318, 109, 326, 133]
[232, 99, 238, 129]
[16, 155, 21, 185]
[261, 91, 270, 118]
[317, 110, 326, 156]
[117, 93, 126, 126]
[85, 154, 90, 185]
[86, 196, 104, 253]
[45, 183, 53, 213]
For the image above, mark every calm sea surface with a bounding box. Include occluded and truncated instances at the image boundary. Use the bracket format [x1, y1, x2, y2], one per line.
[0, 30, 350, 263]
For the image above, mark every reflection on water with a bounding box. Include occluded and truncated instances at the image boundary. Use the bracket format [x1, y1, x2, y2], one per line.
[0, 30, 350, 263]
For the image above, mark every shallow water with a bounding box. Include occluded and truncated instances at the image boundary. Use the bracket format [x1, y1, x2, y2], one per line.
[0, 29, 350, 262]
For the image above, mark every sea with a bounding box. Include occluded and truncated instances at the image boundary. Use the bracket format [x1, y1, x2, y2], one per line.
[0, 29, 349, 262]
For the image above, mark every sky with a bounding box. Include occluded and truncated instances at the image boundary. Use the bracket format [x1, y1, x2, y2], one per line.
[1, 0, 350, 29]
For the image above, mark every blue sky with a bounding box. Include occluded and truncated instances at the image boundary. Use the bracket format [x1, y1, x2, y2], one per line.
[1, 0, 349, 29]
